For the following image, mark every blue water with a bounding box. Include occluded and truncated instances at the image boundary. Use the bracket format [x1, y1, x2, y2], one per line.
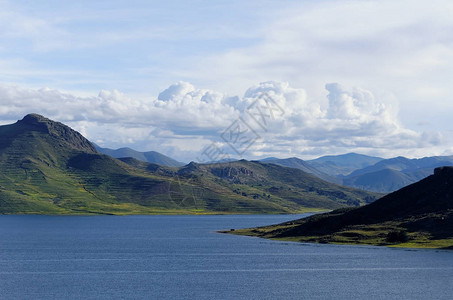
[0, 214, 452, 299]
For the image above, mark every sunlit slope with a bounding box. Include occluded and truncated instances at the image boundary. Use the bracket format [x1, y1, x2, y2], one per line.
[0, 114, 379, 214]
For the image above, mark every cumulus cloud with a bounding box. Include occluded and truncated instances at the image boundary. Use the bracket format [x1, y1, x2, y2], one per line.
[181, 0, 453, 142]
[1, 0, 452, 147]
[232, 81, 439, 160]
[0, 82, 239, 160]
[0, 81, 446, 161]
[158, 82, 196, 102]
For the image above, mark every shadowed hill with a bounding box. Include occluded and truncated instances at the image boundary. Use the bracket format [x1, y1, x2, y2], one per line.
[95, 145, 184, 167]
[0, 113, 97, 156]
[230, 166, 453, 249]
[342, 168, 415, 193]
[307, 153, 383, 176]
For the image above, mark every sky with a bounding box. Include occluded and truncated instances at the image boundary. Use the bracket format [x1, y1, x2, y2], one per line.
[1, 0, 453, 162]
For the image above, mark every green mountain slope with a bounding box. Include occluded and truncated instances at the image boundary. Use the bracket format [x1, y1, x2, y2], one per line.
[260, 157, 341, 184]
[230, 166, 453, 249]
[0, 114, 379, 215]
[0, 114, 154, 214]
[120, 158, 380, 210]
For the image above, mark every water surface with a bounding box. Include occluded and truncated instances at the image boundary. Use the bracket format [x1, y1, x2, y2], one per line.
[0, 214, 452, 299]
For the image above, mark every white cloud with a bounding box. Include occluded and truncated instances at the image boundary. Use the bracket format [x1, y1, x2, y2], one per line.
[1, 0, 452, 140]
[0, 81, 447, 162]
[158, 82, 196, 102]
[231, 81, 439, 160]
[183, 0, 453, 136]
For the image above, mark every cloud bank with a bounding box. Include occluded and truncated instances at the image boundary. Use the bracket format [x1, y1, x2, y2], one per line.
[0, 81, 445, 161]
[0, 0, 452, 152]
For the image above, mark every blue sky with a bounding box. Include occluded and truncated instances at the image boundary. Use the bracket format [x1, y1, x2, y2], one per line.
[0, 0, 270, 94]
[1, 0, 453, 162]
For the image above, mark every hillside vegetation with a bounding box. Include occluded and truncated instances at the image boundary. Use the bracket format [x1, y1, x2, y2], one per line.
[0, 114, 379, 215]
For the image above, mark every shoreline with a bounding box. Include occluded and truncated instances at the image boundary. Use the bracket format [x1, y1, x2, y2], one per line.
[221, 227, 453, 250]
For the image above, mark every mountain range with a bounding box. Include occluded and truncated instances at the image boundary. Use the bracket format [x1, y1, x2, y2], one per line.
[0, 114, 379, 215]
[227, 166, 453, 249]
[341, 156, 453, 192]
[3, 114, 452, 248]
[260, 154, 453, 193]
[93, 143, 453, 194]
[95, 145, 184, 167]
[259, 157, 341, 184]
[306, 153, 384, 176]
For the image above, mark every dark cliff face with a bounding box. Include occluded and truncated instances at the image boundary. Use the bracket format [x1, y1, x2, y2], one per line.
[17, 113, 97, 153]
[274, 165, 453, 240]
[434, 166, 453, 176]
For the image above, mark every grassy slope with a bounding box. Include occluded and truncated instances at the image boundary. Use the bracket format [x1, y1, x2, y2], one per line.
[118, 158, 381, 214]
[225, 167, 453, 249]
[0, 114, 380, 215]
[228, 211, 453, 249]
[197, 160, 379, 207]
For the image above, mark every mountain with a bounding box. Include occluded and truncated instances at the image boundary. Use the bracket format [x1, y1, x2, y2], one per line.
[342, 156, 453, 192]
[307, 153, 383, 176]
[342, 168, 416, 193]
[95, 145, 184, 167]
[260, 157, 341, 184]
[0, 114, 170, 214]
[259, 157, 280, 162]
[0, 114, 379, 215]
[346, 156, 453, 177]
[230, 166, 453, 249]
[120, 158, 380, 210]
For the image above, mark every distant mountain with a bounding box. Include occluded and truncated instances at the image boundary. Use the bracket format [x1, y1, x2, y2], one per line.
[343, 168, 416, 193]
[307, 153, 383, 176]
[346, 156, 453, 177]
[95, 145, 184, 167]
[0, 114, 379, 215]
[342, 156, 453, 192]
[230, 166, 453, 249]
[260, 157, 341, 184]
[259, 157, 280, 162]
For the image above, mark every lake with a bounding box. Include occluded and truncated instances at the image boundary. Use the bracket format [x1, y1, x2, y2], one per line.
[0, 214, 452, 299]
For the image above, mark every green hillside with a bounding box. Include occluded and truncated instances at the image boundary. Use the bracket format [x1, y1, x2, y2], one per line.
[0, 114, 379, 215]
[121, 158, 379, 210]
[228, 166, 453, 249]
[261, 157, 341, 184]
